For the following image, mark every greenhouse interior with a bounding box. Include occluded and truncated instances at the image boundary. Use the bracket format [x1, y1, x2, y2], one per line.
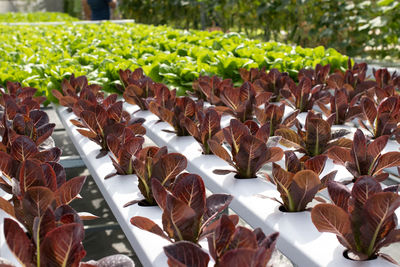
[0, 0, 399, 267]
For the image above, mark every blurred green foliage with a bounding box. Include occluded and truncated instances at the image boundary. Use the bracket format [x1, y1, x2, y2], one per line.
[119, 0, 400, 60]
[0, 22, 348, 102]
[0, 12, 79, 22]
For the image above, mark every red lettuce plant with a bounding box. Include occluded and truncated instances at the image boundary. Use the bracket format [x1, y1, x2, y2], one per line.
[268, 152, 337, 212]
[327, 129, 400, 182]
[0, 135, 61, 186]
[207, 214, 278, 267]
[124, 146, 187, 206]
[70, 102, 145, 157]
[0, 81, 46, 120]
[120, 68, 166, 110]
[191, 75, 233, 105]
[131, 173, 233, 243]
[275, 112, 352, 158]
[217, 82, 271, 122]
[326, 60, 376, 103]
[321, 88, 362, 125]
[280, 76, 330, 112]
[360, 96, 400, 139]
[164, 241, 210, 267]
[3, 212, 86, 267]
[247, 68, 289, 102]
[52, 74, 102, 111]
[372, 68, 400, 103]
[208, 119, 283, 178]
[105, 128, 145, 178]
[312, 177, 400, 261]
[149, 88, 199, 136]
[183, 108, 222, 154]
[12, 110, 55, 147]
[254, 103, 299, 136]
[298, 64, 331, 86]
[239, 67, 267, 83]
[164, 214, 279, 267]
[0, 174, 87, 230]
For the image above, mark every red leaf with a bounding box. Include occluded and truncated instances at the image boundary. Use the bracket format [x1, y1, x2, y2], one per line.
[171, 173, 206, 217]
[19, 160, 46, 194]
[130, 216, 171, 242]
[11, 136, 38, 162]
[55, 176, 86, 206]
[373, 152, 400, 175]
[40, 223, 86, 267]
[4, 218, 34, 265]
[164, 241, 209, 267]
[152, 153, 187, 186]
[311, 203, 353, 250]
[290, 170, 321, 212]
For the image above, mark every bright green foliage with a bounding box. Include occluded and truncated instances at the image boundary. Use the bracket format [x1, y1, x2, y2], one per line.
[0, 21, 348, 102]
[0, 12, 79, 22]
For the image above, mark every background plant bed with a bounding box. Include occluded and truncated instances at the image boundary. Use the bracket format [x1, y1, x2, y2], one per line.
[124, 103, 399, 267]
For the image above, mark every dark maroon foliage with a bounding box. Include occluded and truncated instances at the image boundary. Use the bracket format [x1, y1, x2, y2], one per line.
[131, 173, 233, 243]
[148, 88, 199, 136]
[269, 152, 336, 212]
[327, 129, 400, 182]
[105, 128, 145, 178]
[207, 214, 278, 267]
[312, 177, 400, 261]
[298, 64, 331, 86]
[191, 75, 233, 105]
[321, 88, 363, 125]
[183, 108, 222, 154]
[359, 96, 400, 139]
[11, 110, 55, 147]
[4, 210, 86, 267]
[208, 119, 283, 178]
[216, 82, 271, 122]
[163, 213, 279, 267]
[275, 111, 352, 158]
[244, 68, 289, 102]
[254, 103, 299, 136]
[0, 135, 61, 187]
[280, 76, 330, 112]
[0, 81, 46, 120]
[120, 68, 166, 110]
[164, 241, 210, 267]
[70, 102, 146, 157]
[124, 146, 187, 206]
[372, 68, 400, 103]
[52, 74, 103, 111]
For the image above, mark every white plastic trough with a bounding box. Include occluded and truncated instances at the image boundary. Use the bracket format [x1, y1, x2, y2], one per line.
[124, 103, 399, 267]
[55, 106, 174, 267]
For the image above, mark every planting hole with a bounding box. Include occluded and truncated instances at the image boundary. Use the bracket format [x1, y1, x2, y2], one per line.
[343, 250, 377, 261]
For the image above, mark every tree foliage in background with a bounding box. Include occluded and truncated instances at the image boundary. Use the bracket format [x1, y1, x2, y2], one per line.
[119, 0, 400, 60]
[63, 0, 83, 19]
